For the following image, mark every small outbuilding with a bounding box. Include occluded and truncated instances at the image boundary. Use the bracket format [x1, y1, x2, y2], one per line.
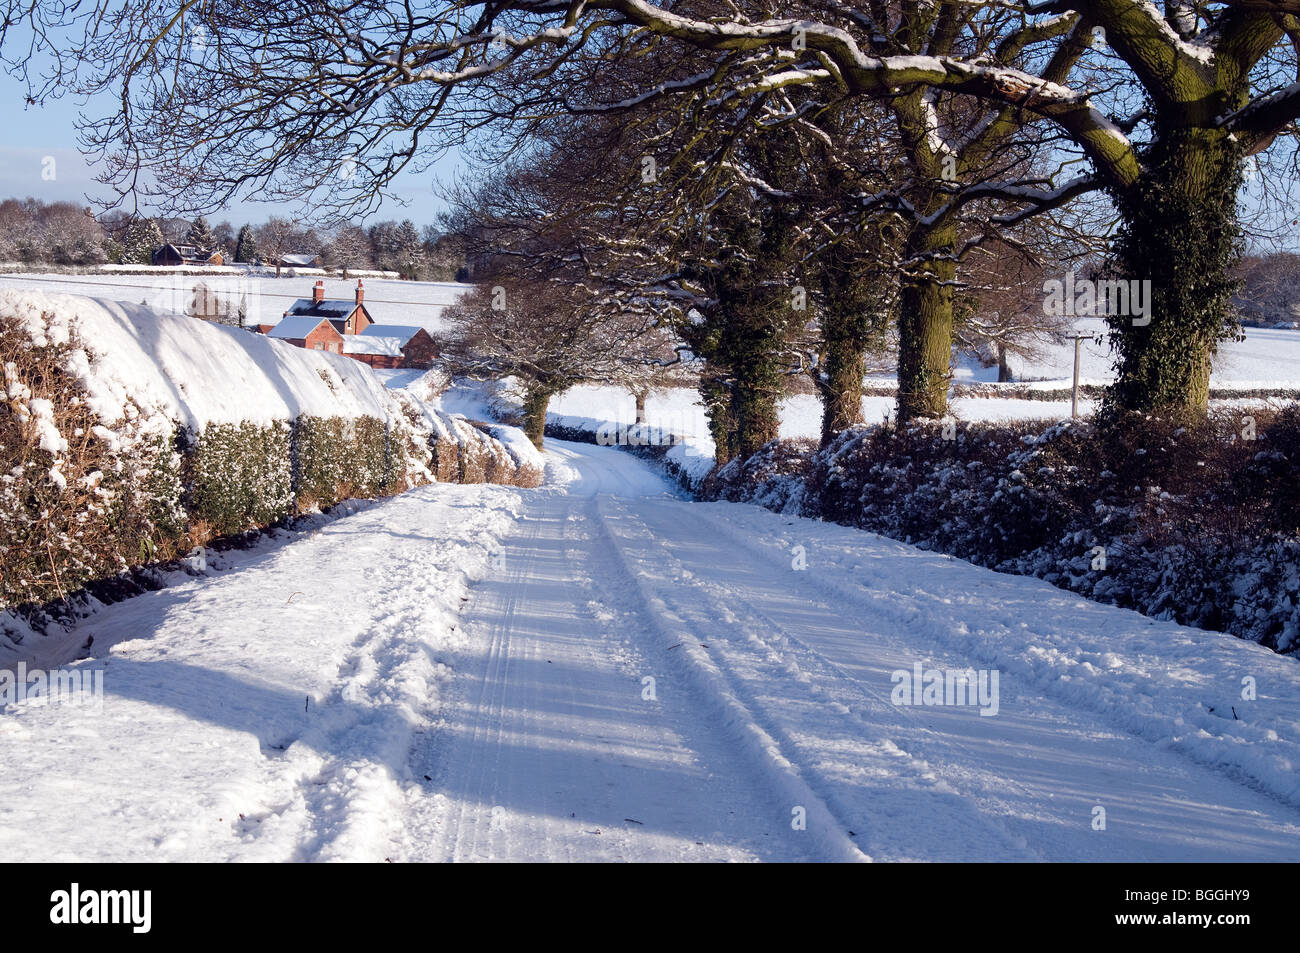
[278, 253, 324, 269]
[360, 324, 439, 368]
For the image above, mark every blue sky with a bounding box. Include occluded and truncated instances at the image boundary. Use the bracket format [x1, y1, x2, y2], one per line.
[0, 73, 465, 227]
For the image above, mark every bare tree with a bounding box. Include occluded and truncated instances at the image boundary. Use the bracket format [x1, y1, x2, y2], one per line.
[956, 239, 1078, 382]
[327, 224, 372, 278]
[1235, 251, 1300, 325]
[443, 279, 658, 449]
[0, 199, 107, 264]
[256, 217, 297, 277]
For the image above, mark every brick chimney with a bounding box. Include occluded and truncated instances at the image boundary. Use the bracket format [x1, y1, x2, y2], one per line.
[313, 280, 325, 304]
[355, 279, 364, 306]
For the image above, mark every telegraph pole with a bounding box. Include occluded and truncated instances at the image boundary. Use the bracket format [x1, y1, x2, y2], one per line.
[1068, 332, 1104, 419]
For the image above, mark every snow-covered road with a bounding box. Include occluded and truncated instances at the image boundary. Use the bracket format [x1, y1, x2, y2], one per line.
[4, 440, 1300, 862]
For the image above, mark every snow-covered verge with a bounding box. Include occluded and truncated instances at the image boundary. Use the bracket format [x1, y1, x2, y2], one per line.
[425, 410, 543, 487]
[0, 483, 527, 861]
[392, 372, 544, 488]
[481, 422, 546, 484]
[0, 290, 534, 637]
[662, 500, 1300, 817]
[702, 412, 1300, 657]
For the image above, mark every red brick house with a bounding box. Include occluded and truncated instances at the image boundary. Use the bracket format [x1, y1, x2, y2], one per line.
[268, 280, 441, 369]
[266, 315, 346, 354]
[283, 280, 373, 335]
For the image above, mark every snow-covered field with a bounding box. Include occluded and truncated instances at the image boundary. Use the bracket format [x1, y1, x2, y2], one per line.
[6, 271, 1300, 387]
[961, 318, 1300, 390]
[0, 272, 471, 334]
[547, 317, 1300, 458]
[4, 441, 1299, 862]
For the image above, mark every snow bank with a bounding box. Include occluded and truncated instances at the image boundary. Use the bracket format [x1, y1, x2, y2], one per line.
[483, 423, 546, 478]
[0, 289, 537, 625]
[1, 289, 402, 431]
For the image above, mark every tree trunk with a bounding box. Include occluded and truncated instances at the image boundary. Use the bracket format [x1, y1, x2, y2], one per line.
[997, 342, 1012, 383]
[732, 380, 781, 461]
[1106, 127, 1242, 418]
[700, 365, 780, 465]
[896, 224, 956, 422]
[820, 341, 866, 447]
[634, 389, 648, 424]
[702, 293, 788, 464]
[816, 240, 889, 447]
[522, 388, 551, 450]
[700, 369, 737, 466]
[683, 205, 800, 468]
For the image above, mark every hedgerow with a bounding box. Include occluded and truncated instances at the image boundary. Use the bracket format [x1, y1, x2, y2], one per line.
[291, 414, 396, 510]
[1, 303, 535, 631]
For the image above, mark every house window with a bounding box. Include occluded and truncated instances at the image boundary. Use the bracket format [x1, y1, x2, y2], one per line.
[314, 343, 324, 350]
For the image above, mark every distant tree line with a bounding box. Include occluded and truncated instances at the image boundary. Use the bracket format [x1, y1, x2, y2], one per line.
[0, 199, 108, 265]
[0, 198, 465, 280]
[1235, 253, 1300, 327]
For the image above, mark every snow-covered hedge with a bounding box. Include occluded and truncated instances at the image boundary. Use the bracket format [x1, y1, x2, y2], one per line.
[0, 290, 533, 622]
[703, 412, 1300, 655]
[544, 413, 712, 490]
[426, 412, 540, 486]
[291, 415, 394, 510]
[184, 420, 294, 537]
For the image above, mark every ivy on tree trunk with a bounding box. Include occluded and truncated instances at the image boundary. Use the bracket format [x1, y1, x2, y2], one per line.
[1104, 126, 1244, 419]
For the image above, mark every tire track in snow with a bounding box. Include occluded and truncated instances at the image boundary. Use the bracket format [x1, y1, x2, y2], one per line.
[577, 494, 869, 862]
[589, 492, 1027, 861]
[596, 494, 1045, 861]
[405, 473, 814, 862]
[635, 497, 1300, 860]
